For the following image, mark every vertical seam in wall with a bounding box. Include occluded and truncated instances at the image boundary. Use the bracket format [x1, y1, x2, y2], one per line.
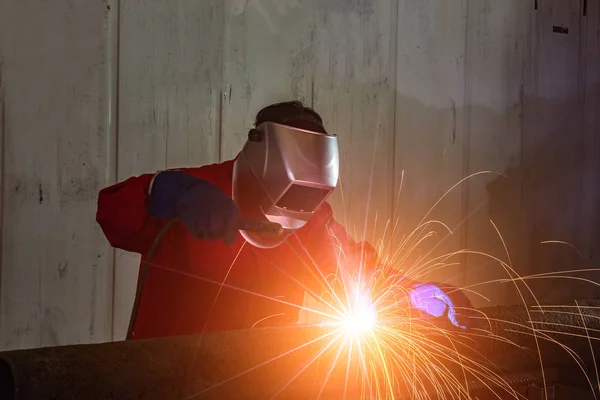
[579, 0, 588, 256]
[310, 71, 315, 108]
[217, 5, 225, 164]
[595, 3, 600, 254]
[107, 0, 121, 342]
[0, 63, 5, 346]
[596, 2, 600, 194]
[164, 108, 169, 169]
[527, 2, 541, 216]
[460, 0, 472, 289]
[218, 89, 223, 163]
[520, 3, 533, 212]
[390, 0, 399, 224]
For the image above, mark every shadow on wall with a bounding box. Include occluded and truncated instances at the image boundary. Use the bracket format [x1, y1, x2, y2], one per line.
[351, 81, 600, 307]
[314, 81, 496, 305]
[485, 84, 600, 305]
[390, 90, 518, 307]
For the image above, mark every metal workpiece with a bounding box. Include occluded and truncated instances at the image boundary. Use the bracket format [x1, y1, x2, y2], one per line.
[0, 300, 598, 399]
[468, 299, 600, 372]
[0, 326, 357, 400]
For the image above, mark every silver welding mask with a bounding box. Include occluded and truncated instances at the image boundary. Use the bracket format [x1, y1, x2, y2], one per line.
[233, 121, 339, 248]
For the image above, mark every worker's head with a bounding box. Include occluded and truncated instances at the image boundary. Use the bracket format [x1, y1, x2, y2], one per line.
[233, 101, 340, 248]
[253, 101, 327, 133]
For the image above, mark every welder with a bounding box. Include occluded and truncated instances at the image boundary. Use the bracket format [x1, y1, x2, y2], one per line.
[96, 101, 471, 340]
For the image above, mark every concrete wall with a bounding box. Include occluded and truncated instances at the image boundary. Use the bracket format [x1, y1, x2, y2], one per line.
[0, 0, 598, 349]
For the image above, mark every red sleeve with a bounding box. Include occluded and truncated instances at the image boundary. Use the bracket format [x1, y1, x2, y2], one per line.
[96, 173, 167, 254]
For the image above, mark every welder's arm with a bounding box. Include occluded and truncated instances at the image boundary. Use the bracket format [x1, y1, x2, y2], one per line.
[309, 203, 472, 329]
[96, 173, 167, 254]
[97, 169, 239, 254]
[306, 202, 412, 284]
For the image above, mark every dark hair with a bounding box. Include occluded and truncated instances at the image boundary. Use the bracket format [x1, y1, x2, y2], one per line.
[254, 101, 327, 133]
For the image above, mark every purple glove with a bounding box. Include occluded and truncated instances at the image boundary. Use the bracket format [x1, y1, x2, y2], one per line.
[409, 283, 469, 329]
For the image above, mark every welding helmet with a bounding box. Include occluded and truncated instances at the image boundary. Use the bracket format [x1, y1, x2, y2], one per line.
[233, 118, 339, 249]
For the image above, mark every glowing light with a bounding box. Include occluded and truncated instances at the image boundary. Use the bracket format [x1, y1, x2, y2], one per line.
[182, 169, 600, 400]
[340, 288, 378, 336]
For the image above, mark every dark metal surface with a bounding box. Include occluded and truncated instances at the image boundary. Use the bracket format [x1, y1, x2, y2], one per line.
[0, 326, 357, 400]
[468, 299, 600, 372]
[0, 300, 599, 399]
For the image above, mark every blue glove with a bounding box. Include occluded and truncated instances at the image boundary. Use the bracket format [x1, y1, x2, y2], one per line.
[148, 170, 239, 245]
[409, 283, 469, 329]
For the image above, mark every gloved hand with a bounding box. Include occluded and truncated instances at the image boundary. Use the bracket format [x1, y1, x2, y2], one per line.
[409, 282, 471, 329]
[148, 170, 239, 245]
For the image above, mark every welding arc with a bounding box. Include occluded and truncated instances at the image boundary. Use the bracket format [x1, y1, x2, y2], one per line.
[126, 218, 283, 340]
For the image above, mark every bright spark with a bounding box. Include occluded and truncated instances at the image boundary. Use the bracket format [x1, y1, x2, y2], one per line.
[339, 288, 378, 336]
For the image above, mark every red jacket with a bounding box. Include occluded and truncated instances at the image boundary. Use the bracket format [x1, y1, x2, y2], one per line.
[96, 159, 392, 339]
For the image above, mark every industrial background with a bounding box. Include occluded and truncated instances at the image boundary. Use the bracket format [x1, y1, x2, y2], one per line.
[0, 0, 598, 352]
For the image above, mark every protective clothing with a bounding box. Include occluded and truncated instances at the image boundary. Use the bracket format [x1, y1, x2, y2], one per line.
[97, 159, 385, 339]
[233, 122, 339, 248]
[149, 170, 239, 245]
[409, 282, 472, 329]
[97, 159, 471, 339]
